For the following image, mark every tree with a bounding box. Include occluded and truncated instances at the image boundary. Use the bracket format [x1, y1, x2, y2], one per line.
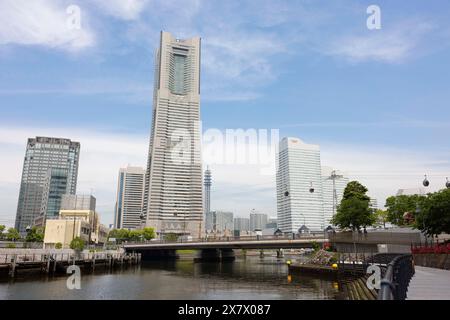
[331, 181, 375, 231]
[0, 225, 5, 240]
[385, 194, 425, 226]
[414, 188, 450, 236]
[375, 209, 388, 229]
[25, 226, 44, 242]
[108, 229, 130, 243]
[342, 181, 370, 202]
[142, 227, 156, 240]
[55, 242, 63, 249]
[70, 237, 85, 251]
[165, 233, 179, 241]
[6, 228, 20, 241]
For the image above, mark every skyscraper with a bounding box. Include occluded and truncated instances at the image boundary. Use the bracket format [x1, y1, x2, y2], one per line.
[40, 168, 69, 220]
[15, 137, 80, 235]
[276, 137, 323, 233]
[250, 211, 268, 231]
[61, 194, 96, 211]
[114, 166, 146, 230]
[205, 211, 234, 233]
[321, 166, 349, 228]
[204, 166, 212, 216]
[143, 31, 203, 237]
[233, 217, 250, 232]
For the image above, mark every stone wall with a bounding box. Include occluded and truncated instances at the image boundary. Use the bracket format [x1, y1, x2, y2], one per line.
[413, 254, 449, 270]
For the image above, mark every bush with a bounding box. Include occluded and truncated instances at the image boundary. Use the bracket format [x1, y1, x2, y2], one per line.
[70, 237, 85, 251]
[7, 243, 16, 249]
[55, 242, 62, 249]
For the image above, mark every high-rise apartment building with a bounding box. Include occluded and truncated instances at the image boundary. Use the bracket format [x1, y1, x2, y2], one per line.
[15, 137, 80, 235]
[276, 137, 324, 233]
[321, 167, 349, 228]
[205, 211, 234, 233]
[114, 166, 146, 230]
[250, 211, 268, 231]
[233, 217, 250, 232]
[143, 31, 203, 237]
[40, 168, 69, 220]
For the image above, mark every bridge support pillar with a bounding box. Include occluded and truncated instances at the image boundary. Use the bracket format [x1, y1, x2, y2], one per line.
[220, 249, 236, 262]
[140, 250, 179, 261]
[277, 249, 284, 258]
[196, 249, 221, 262]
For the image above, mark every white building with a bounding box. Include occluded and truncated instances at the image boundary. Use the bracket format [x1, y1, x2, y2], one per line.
[321, 167, 349, 228]
[277, 137, 326, 233]
[143, 31, 203, 238]
[250, 211, 268, 231]
[114, 166, 146, 230]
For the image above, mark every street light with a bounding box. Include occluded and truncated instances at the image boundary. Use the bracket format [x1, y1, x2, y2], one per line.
[309, 182, 315, 193]
[446, 177, 450, 189]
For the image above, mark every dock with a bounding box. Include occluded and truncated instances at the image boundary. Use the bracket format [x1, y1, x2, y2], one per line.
[0, 251, 141, 278]
[407, 266, 450, 300]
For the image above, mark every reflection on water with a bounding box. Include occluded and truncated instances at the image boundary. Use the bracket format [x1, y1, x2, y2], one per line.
[0, 256, 343, 300]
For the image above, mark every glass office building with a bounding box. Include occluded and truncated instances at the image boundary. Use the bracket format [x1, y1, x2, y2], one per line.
[15, 137, 80, 235]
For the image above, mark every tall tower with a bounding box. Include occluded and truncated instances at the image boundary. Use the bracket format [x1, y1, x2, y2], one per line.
[204, 167, 212, 217]
[143, 31, 203, 238]
[114, 166, 146, 230]
[276, 137, 323, 233]
[15, 137, 80, 235]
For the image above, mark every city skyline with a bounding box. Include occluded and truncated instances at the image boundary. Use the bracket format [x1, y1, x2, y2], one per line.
[1, 1, 450, 227]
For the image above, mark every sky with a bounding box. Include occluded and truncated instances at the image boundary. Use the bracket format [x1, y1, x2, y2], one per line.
[1, 0, 450, 227]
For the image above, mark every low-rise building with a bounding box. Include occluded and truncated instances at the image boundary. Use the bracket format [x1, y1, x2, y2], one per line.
[43, 209, 109, 249]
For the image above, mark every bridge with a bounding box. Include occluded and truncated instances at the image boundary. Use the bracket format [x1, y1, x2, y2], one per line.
[123, 236, 327, 261]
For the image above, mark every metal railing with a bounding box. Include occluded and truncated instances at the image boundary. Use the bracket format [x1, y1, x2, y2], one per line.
[378, 254, 415, 300]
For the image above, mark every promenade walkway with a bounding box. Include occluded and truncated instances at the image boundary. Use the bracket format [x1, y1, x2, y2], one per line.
[407, 266, 450, 300]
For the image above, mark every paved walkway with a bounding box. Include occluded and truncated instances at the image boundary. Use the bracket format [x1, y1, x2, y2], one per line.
[407, 266, 450, 300]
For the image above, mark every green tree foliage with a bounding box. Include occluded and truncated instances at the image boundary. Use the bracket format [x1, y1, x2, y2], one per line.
[6, 228, 20, 241]
[414, 188, 450, 236]
[55, 242, 63, 249]
[375, 209, 388, 229]
[342, 181, 370, 202]
[108, 227, 156, 243]
[25, 226, 44, 242]
[0, 225, 5, 239]
[164, 233, 179, 241]
[142, 228, 156, 240]
[331, 181, 376, 231]
[70, 237, 85, 251]
[385, 194, 425, 226]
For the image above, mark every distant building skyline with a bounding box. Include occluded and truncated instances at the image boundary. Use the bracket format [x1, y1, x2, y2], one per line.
[114, 166, 146, 230]
[250, 211, 268, 231]
[14, 137, 80, 235]
[206, 210, 234, 233]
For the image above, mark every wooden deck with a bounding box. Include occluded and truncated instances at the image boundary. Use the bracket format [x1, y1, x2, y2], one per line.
[407, 266, 450, 300]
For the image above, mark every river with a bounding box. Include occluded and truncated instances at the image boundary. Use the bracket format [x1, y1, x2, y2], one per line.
[0, 255, 344, 300]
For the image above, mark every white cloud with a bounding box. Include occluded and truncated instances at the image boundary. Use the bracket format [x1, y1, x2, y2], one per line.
[91, 0, 150, 21]
[326, 22, 435, 63]
[0, 0, 95, 51]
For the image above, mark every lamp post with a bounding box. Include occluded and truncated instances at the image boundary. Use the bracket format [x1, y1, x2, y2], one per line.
[423, 174, 430, 187]
[446, 177, 450, 189]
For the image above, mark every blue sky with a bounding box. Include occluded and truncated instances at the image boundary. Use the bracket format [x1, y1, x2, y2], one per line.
[1, 0, 450, 227]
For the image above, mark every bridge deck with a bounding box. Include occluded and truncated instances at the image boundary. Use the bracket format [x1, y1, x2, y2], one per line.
[124, 238, 326, 251]
[407, 266, 450, 300]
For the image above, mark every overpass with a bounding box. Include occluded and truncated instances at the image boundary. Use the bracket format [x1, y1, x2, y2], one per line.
[123, 236, 327, 261]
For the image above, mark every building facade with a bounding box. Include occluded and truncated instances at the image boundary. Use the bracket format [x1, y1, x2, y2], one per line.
[15, 137, 80, 235]
[250, 212, 268, 231]
[143, 31, 203, 238]
[205, 211, 234, 233]
[39, 168, 69, 221]
[321, 166, 349, 228]
[276, 137, 324, 233]
[114, 166, 146, 230]
[234, 217, 250, 232]
[61, 194, 96, 211]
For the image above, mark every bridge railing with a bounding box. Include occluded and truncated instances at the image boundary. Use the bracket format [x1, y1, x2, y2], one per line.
[378, 254, 415, 300]
[123, 234, 326, 246]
